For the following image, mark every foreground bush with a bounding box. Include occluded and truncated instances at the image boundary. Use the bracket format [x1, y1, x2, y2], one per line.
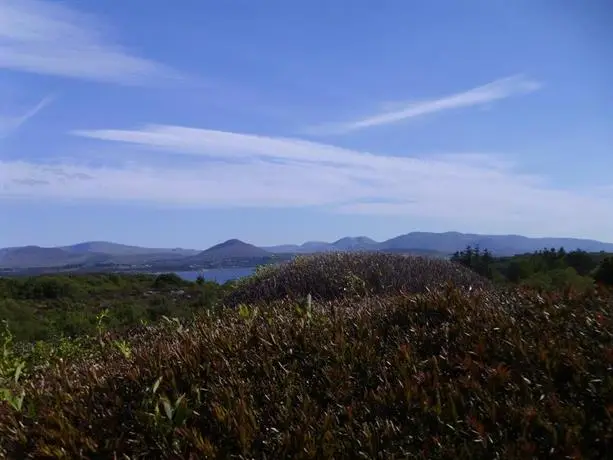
[225, 252, 491, 306]
[2, 286, 613, 458]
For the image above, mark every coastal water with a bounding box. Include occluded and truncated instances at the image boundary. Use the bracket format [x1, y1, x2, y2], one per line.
[175, 267, 256, 284]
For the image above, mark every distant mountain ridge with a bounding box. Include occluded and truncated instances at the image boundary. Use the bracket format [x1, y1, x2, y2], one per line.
[0, 241, 201, 270]
[62, 241, 199, 256]
[188, 239, 270, 262]
[0, 246, 101, 269]
[2, 232, 613, 271]
[264, 231, 613, 255]
[261, 236, 378, 254]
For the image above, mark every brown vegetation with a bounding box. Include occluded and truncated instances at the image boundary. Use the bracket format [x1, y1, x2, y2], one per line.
[226, 252, 492, 306]
[1, 252, 613, 458]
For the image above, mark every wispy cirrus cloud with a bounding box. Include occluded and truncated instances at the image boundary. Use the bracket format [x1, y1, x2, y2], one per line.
[0, 0, 178, 85]
[0, 94, 54, 138]
[308, 75, 542, 134]
[1, 123, 611, 238]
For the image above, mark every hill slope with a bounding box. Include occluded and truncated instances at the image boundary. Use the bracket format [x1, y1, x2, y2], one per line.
[3, 231, 613, 271]
[189, 239, 271, 262]
[62, 241, 199, 256]
[331, 236, 378, 251]
[226, 251, 490, 306]
[0, 246, 108, 269]
[265, 232, 613, 256]
[378, 232, 613, 255]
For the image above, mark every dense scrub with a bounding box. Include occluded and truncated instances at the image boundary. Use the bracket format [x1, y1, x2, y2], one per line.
[452, 246, 613, 292]
[2, 251, 613, 458]
[1, 285, 613, 458]
[225, 252, 491, 306]
[0, 273, 231, 342]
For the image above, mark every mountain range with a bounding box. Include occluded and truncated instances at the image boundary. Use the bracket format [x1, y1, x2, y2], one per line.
[263, 232, 613, 255]
[1, 232, 613, 273]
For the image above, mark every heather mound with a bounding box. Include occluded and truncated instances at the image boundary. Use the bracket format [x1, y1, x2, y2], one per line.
[2, 287, 612, 458]
[225, 251, 491, 306]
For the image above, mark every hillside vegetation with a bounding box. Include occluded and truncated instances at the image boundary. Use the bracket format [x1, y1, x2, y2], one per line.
[1, 250, 613, 458]
[226, 252, 491, 306]
[451, 246, 613, 292]
[0, 272, 232, 342]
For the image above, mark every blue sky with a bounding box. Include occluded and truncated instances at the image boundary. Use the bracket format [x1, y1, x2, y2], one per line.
[1, 0, 612, 249]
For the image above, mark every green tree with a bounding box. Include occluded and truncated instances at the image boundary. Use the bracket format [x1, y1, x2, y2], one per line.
[153, 273, 185, 289]
[565, 250, 598, 276]
[594, 257, 613, 286]
[505, 260, 532, 283]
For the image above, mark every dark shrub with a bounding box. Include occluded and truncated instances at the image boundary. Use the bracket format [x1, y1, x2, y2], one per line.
[594, 257, 613, 286]
[152, 273, 185, 289]
[225, 251, 491, 306]
[2, 287, 613, 458]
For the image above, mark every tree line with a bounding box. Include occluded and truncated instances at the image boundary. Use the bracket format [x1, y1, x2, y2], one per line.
[451, 246, 613, 290]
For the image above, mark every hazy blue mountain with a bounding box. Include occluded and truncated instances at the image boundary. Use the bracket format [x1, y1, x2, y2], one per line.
[264, 241, 335, 253]
[261, 244, 303, 253]
[3, 231, 613, 271]
[189, 239, 271, 262]
[0, 246, 108, 269]
[264, 231, 613, 257]
[265, 237, 377, 253]
[331, 236, 378, 251]
[300, 241, 336, 252]
[377, 232, 613, 256]
[0, 248, 12, 263]
[62, 241, 199, 256]
[0, 241, 200, 269]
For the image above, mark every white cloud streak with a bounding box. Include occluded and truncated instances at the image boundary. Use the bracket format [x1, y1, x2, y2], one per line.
[1, 124, 612, 238]
[310, 75, 541, 134]
[0, 0, 177, 84]
[0, 94, 54, 138]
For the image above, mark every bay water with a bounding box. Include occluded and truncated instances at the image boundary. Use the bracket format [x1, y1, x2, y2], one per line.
[175, 267, 256, 284]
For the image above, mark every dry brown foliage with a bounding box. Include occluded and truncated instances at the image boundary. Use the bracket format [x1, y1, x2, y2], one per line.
[225, 252, 492, 306]
[2, 282, 613, 458]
